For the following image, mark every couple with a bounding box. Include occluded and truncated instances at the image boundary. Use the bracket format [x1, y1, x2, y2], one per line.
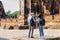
[27, 13, 45, 39]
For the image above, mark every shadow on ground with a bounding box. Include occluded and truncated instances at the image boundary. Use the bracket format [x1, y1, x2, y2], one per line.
[46, 37, 60, 40]
[0, 37, 9, 40]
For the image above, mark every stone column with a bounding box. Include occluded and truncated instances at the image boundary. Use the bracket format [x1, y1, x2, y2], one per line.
[24, 0, 31, 25]
[27, 0, 31, 13]
[59, 4, 60, 14]
[18, 0, 24, 25]
[18, 0, 31, 25]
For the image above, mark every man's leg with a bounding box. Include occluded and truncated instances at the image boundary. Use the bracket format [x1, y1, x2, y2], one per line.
[31, 26, 34, 38]
[28, 26, 31, 38]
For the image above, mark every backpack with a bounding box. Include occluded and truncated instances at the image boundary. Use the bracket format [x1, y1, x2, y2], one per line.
[39, 18, 45, 26]
[30, 17, 35, 26]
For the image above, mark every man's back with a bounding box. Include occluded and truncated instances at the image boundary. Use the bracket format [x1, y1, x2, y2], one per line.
[30, 17, 35, 26]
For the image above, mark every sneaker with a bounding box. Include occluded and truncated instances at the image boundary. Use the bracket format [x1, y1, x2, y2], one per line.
[40, 36, 44, 39]
[40, 38, 44, 40]
[31, 36, 34, 38]
[28, 36, 30, 38]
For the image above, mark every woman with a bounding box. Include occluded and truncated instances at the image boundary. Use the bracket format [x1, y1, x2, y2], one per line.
[38, 14, 45, 39]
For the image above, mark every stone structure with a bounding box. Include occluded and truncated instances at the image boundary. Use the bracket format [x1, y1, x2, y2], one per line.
[18, 0, 25, 25]
[0, 1, 6, 18]
[0, 0, 60, 29]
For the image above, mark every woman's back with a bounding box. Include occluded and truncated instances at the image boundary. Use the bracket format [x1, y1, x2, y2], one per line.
[38, 17, 45, 26]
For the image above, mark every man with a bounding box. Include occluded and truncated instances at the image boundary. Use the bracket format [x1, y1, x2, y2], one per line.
[27, 13, 35, 38]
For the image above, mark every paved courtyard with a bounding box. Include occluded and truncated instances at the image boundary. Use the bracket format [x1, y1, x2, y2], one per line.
[0, 29, 60, 40]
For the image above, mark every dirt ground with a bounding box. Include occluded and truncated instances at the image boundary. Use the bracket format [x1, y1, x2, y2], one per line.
[0, 29, 60, 40]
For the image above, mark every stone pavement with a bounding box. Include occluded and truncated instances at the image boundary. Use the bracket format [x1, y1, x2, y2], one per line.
[0, 29, 60, 40]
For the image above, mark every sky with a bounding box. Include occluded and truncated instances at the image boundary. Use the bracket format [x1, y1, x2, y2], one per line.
[0, 0, 19, 13]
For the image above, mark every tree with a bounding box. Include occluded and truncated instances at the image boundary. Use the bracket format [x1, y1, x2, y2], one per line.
[11, 11, 19, 18]
[6, 11, 19, 18]
[6, 10, 11, 16]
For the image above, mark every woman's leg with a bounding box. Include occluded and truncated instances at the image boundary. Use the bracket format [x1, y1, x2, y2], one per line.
[38, 25, 41, 37]
[38, 25, 44, 38]
[40, 27, 44, 37]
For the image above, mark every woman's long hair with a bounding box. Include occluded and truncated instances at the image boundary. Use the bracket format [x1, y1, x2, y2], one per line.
[38, 14, 43, 19]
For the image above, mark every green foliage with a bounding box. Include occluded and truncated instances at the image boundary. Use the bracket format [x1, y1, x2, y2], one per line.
[6, 10, 11, 16]
[6, 11, 19, 17]
[11, 11, 19, 16]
